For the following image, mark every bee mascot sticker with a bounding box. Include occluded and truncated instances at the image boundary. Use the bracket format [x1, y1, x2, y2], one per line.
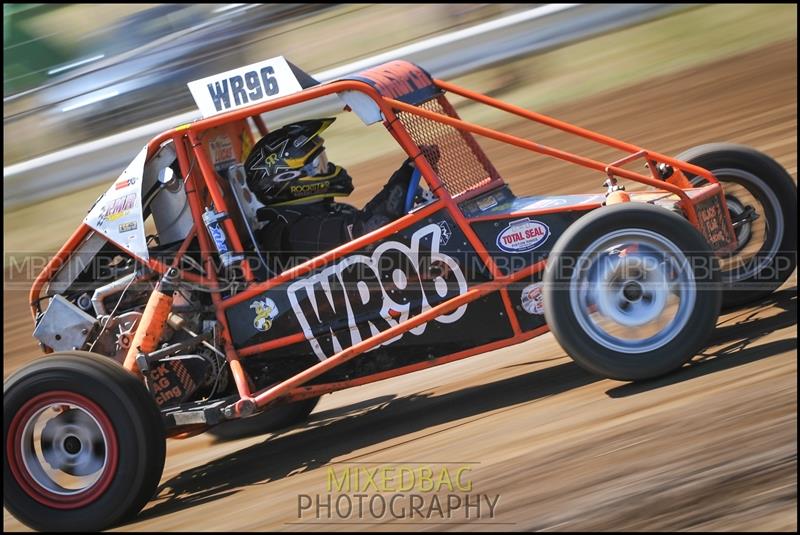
[251, 298, 279, 332]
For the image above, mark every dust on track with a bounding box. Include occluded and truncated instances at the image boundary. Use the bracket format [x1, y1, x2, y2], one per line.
[3, 40, 796, 531]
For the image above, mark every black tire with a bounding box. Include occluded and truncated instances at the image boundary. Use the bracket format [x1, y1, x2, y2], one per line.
[3, 352, 166, 532]
[675, 143, 797, 308]
[543, 203, 721, 381]
[208, 396, 320, 441]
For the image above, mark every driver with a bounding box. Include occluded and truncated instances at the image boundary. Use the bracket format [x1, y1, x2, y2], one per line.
[244, 118, 419, 271]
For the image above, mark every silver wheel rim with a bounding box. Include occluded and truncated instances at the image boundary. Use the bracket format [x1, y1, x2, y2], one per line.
[20, 403, 109, 496]
[693, 168, 783, 283]
[569, 228, 696, 353]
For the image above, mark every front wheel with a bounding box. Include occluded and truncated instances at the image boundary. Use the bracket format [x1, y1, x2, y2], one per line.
[544, 203, 722, 381]
[676, 143, 797, 308]
[3, 352, 166, 531]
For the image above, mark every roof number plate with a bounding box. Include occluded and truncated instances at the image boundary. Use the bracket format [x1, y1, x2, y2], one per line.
[188, 56, 303, 118]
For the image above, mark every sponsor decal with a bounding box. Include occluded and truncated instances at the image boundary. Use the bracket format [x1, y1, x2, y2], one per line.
[209, 135, 235, 166]
[290, 181, 329, 195]
[696, 194, 736, 251]
[98, 193, 137, 226]
[208, 224, 231, 256]
[114, 176, 137, 190]
[188, 56, 303, 118]
[437, 221, 452, 246]
[525, 198, 568, 210]
[520, 282, 545, 315]
[118, 221, 138, 233]
[240, 129, 253, 161]
[496, 218, 550, 253]
[251, 298, 279, 332]
[476, 194, 498, 211]
[248, 138, 293, 179]
[272, 170, 303, 183]
[288, 224, 468, 361]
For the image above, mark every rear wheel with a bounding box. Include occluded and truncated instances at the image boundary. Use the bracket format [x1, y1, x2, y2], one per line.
[676, 143, 797, 307]
[3, 352, 165, 531]
[544, 203, 721, 381]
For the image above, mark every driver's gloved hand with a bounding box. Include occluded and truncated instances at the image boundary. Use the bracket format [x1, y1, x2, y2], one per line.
[354, 159, 416, 237]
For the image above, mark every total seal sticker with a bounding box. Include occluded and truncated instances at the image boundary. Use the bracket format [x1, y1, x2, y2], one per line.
[520, 282, 545, 315]
[496, 218, 549, 253]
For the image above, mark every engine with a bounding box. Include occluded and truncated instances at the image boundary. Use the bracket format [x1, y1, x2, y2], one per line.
[33, 244, 231, 409]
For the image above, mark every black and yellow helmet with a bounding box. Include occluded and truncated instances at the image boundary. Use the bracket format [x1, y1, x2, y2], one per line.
[244, 118, 353, 206]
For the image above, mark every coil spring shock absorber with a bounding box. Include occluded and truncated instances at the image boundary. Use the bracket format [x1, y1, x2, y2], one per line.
[123, 268, 180, 374]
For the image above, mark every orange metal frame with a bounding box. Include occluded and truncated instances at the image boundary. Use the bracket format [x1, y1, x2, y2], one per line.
[29, 74, 736, 423]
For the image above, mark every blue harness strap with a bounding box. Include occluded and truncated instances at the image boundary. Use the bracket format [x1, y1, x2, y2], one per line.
[404, 167, 422, 213]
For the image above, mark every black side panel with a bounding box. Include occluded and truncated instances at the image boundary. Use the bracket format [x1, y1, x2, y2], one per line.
[242, 290, 513, 385]
[470, 211, 587, 276]
[226, 210, 495, 355]
[313, 290, 513, 383]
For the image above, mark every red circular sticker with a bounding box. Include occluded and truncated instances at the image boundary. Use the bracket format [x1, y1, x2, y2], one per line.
[521, 282, 545, 315]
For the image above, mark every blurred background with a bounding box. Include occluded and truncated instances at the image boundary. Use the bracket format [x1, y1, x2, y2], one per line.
[4, 3, 534, 163]
[3, 2, 796, 269]
[3, 4, 797, 532]
[4, 4, 796, 212]
[3, 2, 796, 271]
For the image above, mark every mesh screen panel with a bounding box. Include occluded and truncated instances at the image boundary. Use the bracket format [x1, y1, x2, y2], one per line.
[396, 95, 501, 198]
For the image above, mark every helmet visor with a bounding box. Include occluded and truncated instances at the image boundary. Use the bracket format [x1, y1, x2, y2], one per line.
[302, 150, 329, 177]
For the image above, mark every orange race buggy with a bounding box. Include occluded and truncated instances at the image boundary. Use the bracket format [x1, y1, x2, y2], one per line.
[4, 58, 796, 531]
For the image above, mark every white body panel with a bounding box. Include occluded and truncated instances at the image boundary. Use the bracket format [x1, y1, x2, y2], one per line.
[83, 146, 149, 260]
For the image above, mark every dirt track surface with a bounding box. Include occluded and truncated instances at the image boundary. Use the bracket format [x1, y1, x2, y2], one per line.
[3, 40, 797, 531]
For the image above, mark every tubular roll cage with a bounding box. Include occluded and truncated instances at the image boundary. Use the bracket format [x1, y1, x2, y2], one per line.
[29, 74, 732, 423]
